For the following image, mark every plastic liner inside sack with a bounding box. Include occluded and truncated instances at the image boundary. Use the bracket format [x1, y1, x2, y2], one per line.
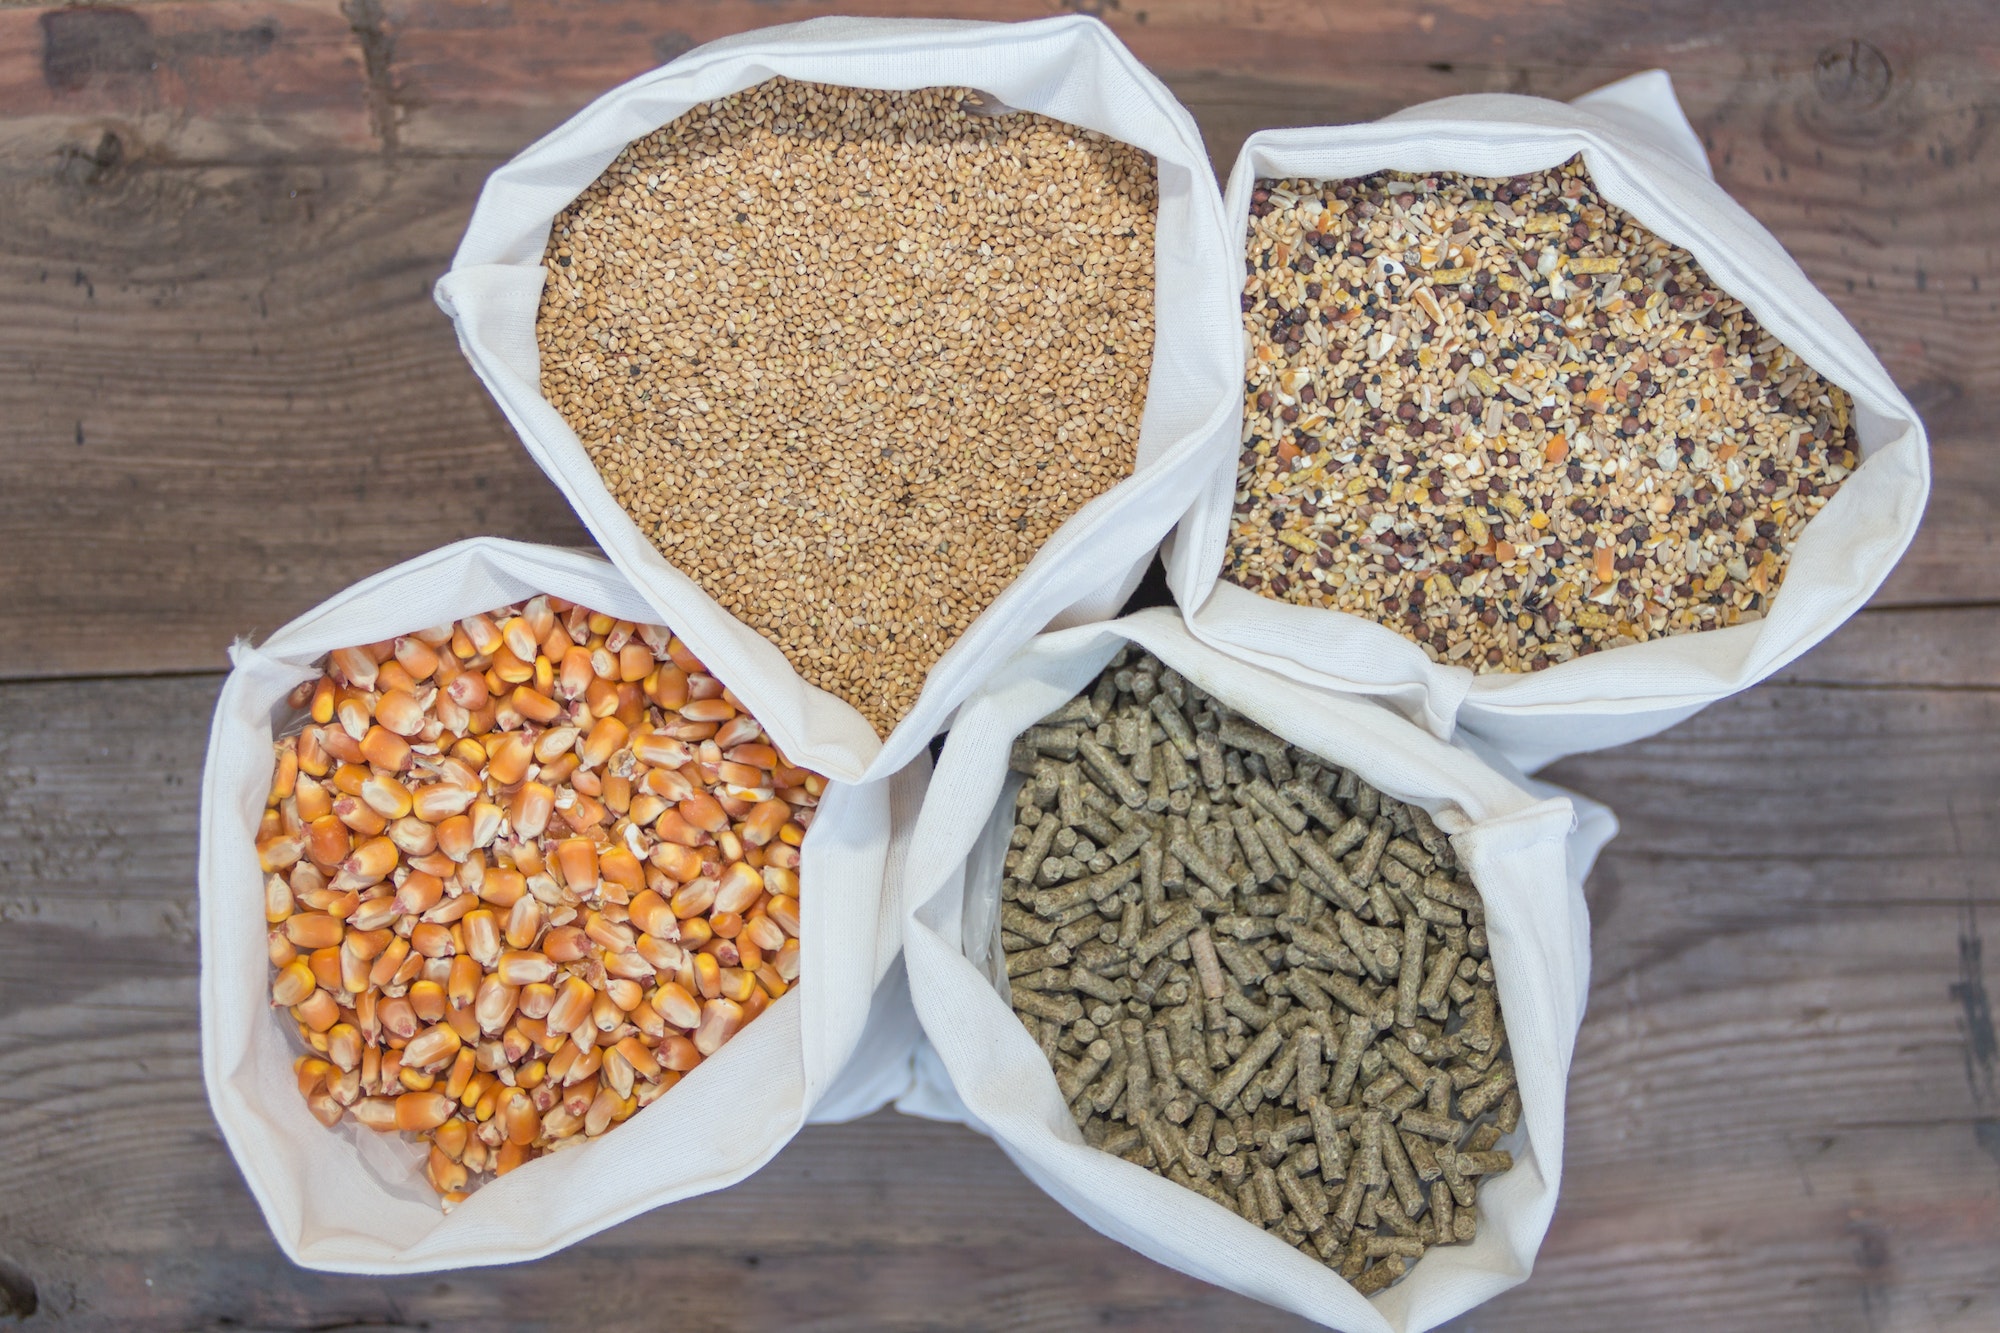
[433, 13, 1242, 787]
[1164, 70, 1928, 773]
[898, 608, 1616, 1332]
[198, 539, 927, 1273]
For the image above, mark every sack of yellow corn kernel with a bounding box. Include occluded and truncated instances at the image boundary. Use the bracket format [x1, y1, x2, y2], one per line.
[899, 608, 1615, 1330]
[200, 538, 928, 1270]
[1166, 70, 1928, 772]
[433, 12, 1241, 778]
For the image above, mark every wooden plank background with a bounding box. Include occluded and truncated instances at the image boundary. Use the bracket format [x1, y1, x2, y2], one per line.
[0, 0, 1994, 1328]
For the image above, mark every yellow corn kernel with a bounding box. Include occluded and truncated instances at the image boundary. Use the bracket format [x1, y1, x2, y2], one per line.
[430, 1117, 469, 1162]
[305, 945, 342, 992]
[444, 994, 482, 1044]
[693, 997, 745, 1057]
[434, 813, 475, 863]
[339, 939, 372, 995]
[706, 862, 758, 916]
[257, 833, 305, 874]
[283, 912, 344, 951]
[294, 774, 334, 824]
[373, 688, 428, 739]
[341, 836, 400, 884]
[408, 978, 448, 1023]
[294, 727, 331, 780]
[363, 935, 410, 990]
[509, 783, 554, 842]
[360, 773, 414, 820]
[475, 975, 518, 1036]
[267, 748, 300, 808]
[510, 685, 561, 725]
[443, 1047, 477, 1101]
[718, 967, 759, 1005]
[410, 922, 456, 960]
[332, 797, 388, 838]
[691, 951, 722, 1000]
[326, 1023, 362, 1073]
[502, 1089, 540, 1145]
[593, 976, 638, 1013]
[263, 873, 297, 924]
[404, 1023, 463, 1071]
[359, 725, 412, 773]
[553, 840, 598, 897]
[518, 981, 557, 1021]
[555, 646, 595, 702]
[545, 975, 595, 1036]
[271, 958, 316, 1008]
[447, 953, 482, 1009]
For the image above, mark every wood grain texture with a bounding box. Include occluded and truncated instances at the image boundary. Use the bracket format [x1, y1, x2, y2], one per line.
[3, 625, 1999, 1329]
[1, 0, 1996, 1326]
[0, 0, 1990, 678]
[1773, 604, 2000, 689]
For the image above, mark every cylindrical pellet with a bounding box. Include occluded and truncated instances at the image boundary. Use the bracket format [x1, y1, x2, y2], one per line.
[1133, 904, 1202, 966]
[1327, 1012, 1371, 1105]
[1290, 833, 1370, 914]
[1207, 1023, 1285, 1110]
[1058, 1040, 1113, 1103]
[993, 658, 1520, 1292]
[1077, 736, 1147, 809]
[1395, 912, 1426, 1029]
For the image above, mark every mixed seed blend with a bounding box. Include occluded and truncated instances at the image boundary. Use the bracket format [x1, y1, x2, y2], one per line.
[999, 650, 1516, 1292]
[539, 79, 1158, 735]
[1228, 159, 1860, 671]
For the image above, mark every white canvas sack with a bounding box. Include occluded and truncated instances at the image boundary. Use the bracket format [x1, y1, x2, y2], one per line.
[200, 538, 928, 1272]
[900, 608, 1614, 1330]
[1166, 71, 1929, 772]
[433, 13, 1241, 782]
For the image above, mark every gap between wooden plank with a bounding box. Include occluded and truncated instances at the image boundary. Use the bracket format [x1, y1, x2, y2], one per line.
[5, 666, 2000, 1327]
[0, 0, 1994, 675]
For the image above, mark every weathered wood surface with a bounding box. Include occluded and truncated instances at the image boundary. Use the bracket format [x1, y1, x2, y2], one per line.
[2, 654, 1997, 1329]
[1, 0, 1996, 1327]
[0, 0, 1991, 675]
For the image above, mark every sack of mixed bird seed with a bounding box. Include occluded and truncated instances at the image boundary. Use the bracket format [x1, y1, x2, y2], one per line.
[1165, 70, 1927, 771]
[434, 13, 1239, 779]
[899, 608, 1614, 1330]
[201, 539, 928, 1271]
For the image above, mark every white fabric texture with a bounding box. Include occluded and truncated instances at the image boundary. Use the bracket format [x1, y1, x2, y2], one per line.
[433, 14, 1240, 784]
[900, 608, 1614, 1330]
[199, 539, 929, 1272]
[1165, 70, 1929, 772]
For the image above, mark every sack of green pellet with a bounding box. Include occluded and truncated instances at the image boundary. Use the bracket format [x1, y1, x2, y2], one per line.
[199, 538, 927, 1272]
[899, 608, 1615, 1330]
[433, 13, 1239, 781]
[1165, 70, 1928, 772]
